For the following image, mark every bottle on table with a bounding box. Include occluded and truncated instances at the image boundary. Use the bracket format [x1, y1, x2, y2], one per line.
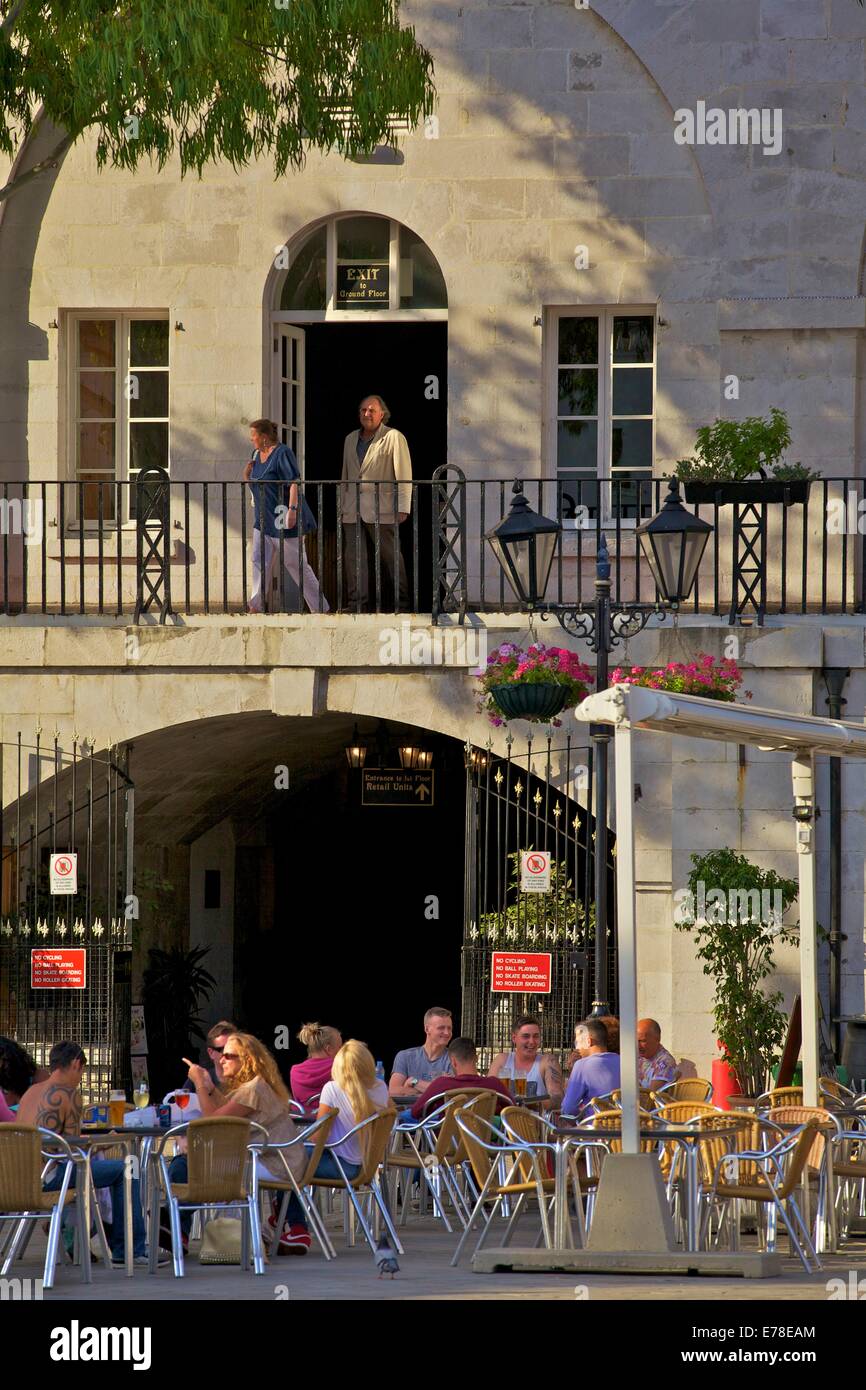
[375, 1060, 386, 1084]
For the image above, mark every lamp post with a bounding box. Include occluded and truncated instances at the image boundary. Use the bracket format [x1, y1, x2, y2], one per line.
[486, 479, 712, 1015]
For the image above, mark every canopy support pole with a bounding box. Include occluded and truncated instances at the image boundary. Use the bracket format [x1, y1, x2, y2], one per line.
[792, 754, 819, 1106]
[614, 718, 639, 1154]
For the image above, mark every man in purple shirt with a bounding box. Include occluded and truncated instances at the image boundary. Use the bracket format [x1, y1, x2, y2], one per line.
[562, 1018, 621, 1116]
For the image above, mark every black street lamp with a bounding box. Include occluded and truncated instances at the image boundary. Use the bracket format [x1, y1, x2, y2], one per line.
[486, 479, 712, 1015]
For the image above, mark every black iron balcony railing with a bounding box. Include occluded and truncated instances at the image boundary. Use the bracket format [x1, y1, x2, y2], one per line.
[0, 469, 863, 622]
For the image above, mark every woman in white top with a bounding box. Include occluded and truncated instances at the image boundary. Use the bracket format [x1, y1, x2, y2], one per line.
[316, 1039, 391, 1179]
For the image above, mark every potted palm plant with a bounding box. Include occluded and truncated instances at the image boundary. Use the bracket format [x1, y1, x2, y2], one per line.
[674, 408, 819, 506]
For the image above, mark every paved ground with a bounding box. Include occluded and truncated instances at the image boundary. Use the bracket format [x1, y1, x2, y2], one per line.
[12, 1221, 866, 1302]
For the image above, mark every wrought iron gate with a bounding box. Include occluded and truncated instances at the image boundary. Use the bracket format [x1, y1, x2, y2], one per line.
[0, 735, 134, 1101]
[462, 733, 617, 1066]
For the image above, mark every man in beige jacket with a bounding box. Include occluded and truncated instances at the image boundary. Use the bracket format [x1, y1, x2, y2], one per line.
[340, 395, 412, 610]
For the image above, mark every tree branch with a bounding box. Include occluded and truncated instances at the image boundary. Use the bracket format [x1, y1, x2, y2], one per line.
[1, 0, 28, 38]
[0, 129, 74, 206]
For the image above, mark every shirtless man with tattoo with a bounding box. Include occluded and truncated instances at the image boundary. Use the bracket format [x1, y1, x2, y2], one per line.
[18, 1040, 165, 1267]
[17, 1041, 84, 1135]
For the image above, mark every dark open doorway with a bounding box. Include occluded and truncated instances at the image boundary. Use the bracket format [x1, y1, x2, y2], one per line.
[300, 322, 447, 611]
[233, 727, 465, 1075]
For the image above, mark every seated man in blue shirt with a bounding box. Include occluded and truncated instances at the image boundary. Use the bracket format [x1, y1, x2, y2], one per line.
[562, 1018, 621, 1117]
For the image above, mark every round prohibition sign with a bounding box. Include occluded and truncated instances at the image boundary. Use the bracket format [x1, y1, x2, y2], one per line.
[53, 855, 74, 878]
[525, 853, 548, 876]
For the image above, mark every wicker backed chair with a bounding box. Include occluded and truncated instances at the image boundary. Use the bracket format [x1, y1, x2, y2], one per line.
[829, 1124, 866, 1241]
[654, 1101, 719, 1125]
[500, 1105, 605, 1244]
[702, 1121, 822, 1271]
[250, 1107, 338, 1259]
[768, 1105, 841, 1252]
[307, 1108, 400, 1257]
[155, 1117, 266, 1277]
[0, 1125, 82, 1289]
[450, 1108, 557, 1266]
[389, 1092, 495, 1231]
[755, 1086, 804, 1110]
[652, 1078, 714, 1105]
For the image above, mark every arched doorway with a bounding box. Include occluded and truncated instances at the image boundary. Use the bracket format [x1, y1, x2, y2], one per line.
[268, 214, 448, 611]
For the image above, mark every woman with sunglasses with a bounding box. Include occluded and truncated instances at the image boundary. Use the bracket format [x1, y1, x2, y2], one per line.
[172, 1032, 312, 1254]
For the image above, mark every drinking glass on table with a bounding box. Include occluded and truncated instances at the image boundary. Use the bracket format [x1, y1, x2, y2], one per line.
[134, 1081, 150, 1109]
[514, 1076, 527, 1098]
[174, 1091, 190, 1117]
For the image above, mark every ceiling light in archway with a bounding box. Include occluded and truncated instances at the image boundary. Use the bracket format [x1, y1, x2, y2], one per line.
[345, 723, 368, 770]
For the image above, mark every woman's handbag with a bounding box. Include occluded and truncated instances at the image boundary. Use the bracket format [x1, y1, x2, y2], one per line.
[198, 1217, 244, 1265]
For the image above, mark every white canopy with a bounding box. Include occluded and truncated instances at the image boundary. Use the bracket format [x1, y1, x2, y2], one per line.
[574, 683, 866, 1152]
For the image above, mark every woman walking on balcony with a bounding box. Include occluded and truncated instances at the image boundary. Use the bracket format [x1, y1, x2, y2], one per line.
[243, 419, 328, 613]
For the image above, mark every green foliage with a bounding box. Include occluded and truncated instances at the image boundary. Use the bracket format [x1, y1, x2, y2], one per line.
[0, 0, 435, 203]
[674, 408, 819, 484]
[476, 850, 594, 947]
[141, 944, 215, 1097]
[676, 848, 799, 1097]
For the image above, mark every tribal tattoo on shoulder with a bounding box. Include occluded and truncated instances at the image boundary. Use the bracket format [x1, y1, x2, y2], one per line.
[35, 1084, 80, 1135]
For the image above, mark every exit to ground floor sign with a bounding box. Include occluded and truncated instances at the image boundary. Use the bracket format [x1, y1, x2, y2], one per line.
[491, 951, 552, 994]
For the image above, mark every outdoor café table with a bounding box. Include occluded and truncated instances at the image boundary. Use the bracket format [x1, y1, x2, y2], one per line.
[75, 1126, 166, 1276]
[558, 1121, 746, 1254]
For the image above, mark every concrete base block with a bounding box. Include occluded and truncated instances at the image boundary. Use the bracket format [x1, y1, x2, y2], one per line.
[586, 1152, 677, 1252]
[472, 1249, 783, 1279]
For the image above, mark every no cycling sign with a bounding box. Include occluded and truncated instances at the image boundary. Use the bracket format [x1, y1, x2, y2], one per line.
[520, 850, 551, 893]
[49, 853, 78, 895]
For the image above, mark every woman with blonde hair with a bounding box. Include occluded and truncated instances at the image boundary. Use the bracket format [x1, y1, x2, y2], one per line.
[314, 1039, 390, 1179]
[181, 1031, 312, 1254]
[290, 1022, 342, 1109]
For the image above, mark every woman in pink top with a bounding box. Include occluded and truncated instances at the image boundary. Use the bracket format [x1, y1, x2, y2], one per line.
[290, 1023, 342, 1108]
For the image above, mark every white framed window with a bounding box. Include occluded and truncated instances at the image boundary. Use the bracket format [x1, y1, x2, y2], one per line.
[65, 311, 170, 524]
[276, 214, 447, 320]
[545, 307, 656, 525]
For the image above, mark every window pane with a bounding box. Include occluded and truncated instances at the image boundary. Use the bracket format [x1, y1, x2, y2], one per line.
[612, 316, 654, 364]
[558, 368, 597, 416]
[129, 422, 169, 473]
[558, 474, 598, 519]
[129, 371, 169, 418]
[610, 474, 654, 521]
[79, 372, 115, 419]
[78, 422, 115, 474]
[337, 215, 390, 260]
[611, 419, 653, 471]
[558, 317, 598, 365]
[280, 226, 327, 311]
[612, 366, 653, 416]
[130, 320, 169, 367]
[78, 476, 116, 522]
[78, 320, 115, 368]
[398, 227, 447, 308]
[557, 420, 597, 471]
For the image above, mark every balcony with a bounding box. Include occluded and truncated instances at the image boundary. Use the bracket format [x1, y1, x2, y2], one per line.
[0, 473, 862, 623]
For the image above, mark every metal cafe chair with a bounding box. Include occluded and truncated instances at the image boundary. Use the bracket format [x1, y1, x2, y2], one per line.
[306, 1108, 402, 1258]
[652, 1077, 714, 1105]
[391, 1090, 502, 1231]
[249, 1108, 338, 1260]
[755, 1086, 803, 1110]
[0, 1125, 84, 1289]
[701, 1121, 822, 1271]
[153, 1117, 267, 1277]
[768, 1105, 841, 1252]
[829, 1123, 866, 1241]
[450, 1108, 559, 1266]
[500, 1106, 607, 1246]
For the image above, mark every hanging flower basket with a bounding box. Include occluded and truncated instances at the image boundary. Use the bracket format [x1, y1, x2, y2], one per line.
[610, 653, 751, 702]
[476, 642, 593, 727]
[489, 683, 570, 722]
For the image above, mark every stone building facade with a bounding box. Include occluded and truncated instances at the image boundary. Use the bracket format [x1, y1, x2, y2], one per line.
[1, 0, 866, 1076]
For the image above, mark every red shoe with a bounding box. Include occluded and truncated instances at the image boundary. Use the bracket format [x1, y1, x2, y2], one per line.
[265, 1215, 310, 1255]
